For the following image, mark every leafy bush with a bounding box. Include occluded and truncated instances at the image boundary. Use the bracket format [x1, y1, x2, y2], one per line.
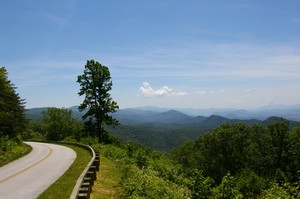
[234, 169, 270, 198]
[260, 183, 292, 199]
[0, 135, 32, 167]
[80, 136, 99, 145]
[150, 157, 185, 184]
[212, 173, 243, 199]
[121, 164, 191, 199]
[96, 142, 191, 198]
[21, 129, 45, 140]
[188, 169, 214, 199]
[93, 143, 127, 161]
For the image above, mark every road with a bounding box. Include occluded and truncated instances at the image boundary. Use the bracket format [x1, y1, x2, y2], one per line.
[0, 142, 76, 199]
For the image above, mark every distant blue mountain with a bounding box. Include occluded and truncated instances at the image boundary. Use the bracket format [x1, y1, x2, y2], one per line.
[25, 105, 299, 151]
[26, 104, 300, 124]
[133, 104, 300, 122]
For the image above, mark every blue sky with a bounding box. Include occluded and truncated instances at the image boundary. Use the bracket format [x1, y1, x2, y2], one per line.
[1, 0, 300, 109]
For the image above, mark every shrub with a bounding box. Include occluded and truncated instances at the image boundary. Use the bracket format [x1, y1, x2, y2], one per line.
[212, 173, 243, 199]
[121, 164, 191, 199]
[260, 183, 292, 199]
[188, 169, 214, 199]
[235, 169, 270, 198]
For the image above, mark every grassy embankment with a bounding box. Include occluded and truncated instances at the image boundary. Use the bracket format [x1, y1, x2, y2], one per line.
[90, 155, 122, 199]
[0, 140, 32, 167]
[38, 144, 91, 199]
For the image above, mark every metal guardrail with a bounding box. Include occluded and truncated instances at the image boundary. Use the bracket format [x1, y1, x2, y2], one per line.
[27, 140, 99, 199]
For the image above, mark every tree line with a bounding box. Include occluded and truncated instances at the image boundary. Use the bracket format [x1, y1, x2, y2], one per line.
[170, 121, 300, 197]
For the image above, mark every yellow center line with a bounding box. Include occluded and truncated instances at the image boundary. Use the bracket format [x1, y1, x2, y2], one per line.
[0, 145, 53, 184]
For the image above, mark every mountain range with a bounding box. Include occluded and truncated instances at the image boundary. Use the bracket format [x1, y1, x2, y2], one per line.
[131, 104, 300, 122]
[25, 105, 299, 151]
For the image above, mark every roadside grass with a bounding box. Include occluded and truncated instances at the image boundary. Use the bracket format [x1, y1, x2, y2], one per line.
[0, 142, 32, 167]
[91, 155, 123, 199]
[38, 144, 91, 199]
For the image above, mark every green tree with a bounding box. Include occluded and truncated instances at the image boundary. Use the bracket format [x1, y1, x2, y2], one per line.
[268, 119, 290, 175]
[246, 123, 275, 176]
[77, 60, 119, 143]
[286, 123, 300, 182]
[193, 123, 252, 183]
[41, 107, 83, 141]
[0, 67, 26, 138]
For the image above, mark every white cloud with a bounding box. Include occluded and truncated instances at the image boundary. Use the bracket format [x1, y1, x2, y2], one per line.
[139, 82, 187, 97]
[195, 90, 207, 95]
[195, 89, 225, 95]
[242, 88, 256, 92]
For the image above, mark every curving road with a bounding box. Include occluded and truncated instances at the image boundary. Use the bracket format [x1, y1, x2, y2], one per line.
[0, 142, 76, 199]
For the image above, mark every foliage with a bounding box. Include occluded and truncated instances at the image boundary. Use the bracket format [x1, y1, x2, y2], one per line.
[0, 67, 29, 167]
[0, 67, 27, 138]
[260, 183, 296, 199]
[168, 120, 300, 198]
[0, 135, 32, 167]
[188, 169, 214, 199]
[40, 107, 83, 141]
[21, 129, 45, 140]
[77, 60, 119, 143]
[286, 124, 300, 181]
[107, 124, 207, 151]
[89, 118, 300, 198]
[234, 169, 270, 198]
[212, 173, 243, 199]
[93, 143, 191, 198]
[121, 164, 190, 199]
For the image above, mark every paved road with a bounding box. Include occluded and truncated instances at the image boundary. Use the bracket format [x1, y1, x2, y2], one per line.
[0, 142, 76, 199]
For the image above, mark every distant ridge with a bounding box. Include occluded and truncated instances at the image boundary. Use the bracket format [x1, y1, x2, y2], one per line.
[26, 106, 299, 127]
[25, 106, 299, 151]
[133, 104, 300, 122]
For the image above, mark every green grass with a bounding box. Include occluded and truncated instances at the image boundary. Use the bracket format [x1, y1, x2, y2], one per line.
[91, 155, 123, 199]
[38, 144, 91, 199]
[0, 142, 32, 167]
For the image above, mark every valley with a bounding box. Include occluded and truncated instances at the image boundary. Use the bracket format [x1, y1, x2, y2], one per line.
[26, 106, 299, 151]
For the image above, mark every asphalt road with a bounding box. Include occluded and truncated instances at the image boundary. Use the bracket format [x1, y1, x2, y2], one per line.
[0, 142, 76, 199]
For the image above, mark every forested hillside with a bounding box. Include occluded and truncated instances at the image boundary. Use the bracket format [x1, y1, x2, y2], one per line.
[91, 119, 300, 198]
[26, 107, 299, 151]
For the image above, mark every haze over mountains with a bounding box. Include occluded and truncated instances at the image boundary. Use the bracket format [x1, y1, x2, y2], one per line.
[130, 104, 300, 122]
[26, 104, 300, 125]
[26, 104, 299, 151]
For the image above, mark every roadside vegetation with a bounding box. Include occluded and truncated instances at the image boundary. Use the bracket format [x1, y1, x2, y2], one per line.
[90, 155, 122, 199]
[0, 136, 32, 167]
[0, 67, 29, 167]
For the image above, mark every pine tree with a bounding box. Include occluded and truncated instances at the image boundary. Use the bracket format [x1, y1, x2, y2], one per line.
[77, 60, 119, 143]
[0, 67, 26, 138]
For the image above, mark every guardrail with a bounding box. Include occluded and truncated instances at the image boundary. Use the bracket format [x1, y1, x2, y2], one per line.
[27, 140, 99, 199]
[69, 143, 99, 199]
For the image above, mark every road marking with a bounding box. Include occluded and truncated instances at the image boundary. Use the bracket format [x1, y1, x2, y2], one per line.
[0, 144, 53, 184]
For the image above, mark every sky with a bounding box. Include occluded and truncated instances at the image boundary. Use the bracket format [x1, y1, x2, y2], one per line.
[1, 0, 300, 109]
